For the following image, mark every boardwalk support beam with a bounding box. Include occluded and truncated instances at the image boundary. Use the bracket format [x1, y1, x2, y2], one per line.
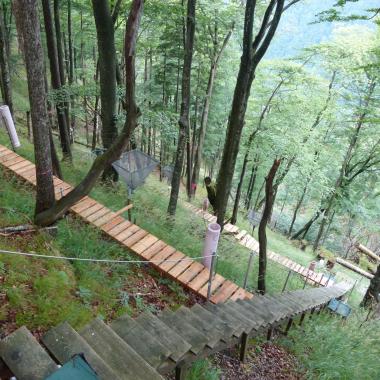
[239, 332, 249, 362]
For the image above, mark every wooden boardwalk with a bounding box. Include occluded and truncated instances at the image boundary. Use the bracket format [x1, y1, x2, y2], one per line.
[0, 283, 349, 380]
[184, 203, 330, 286]
[0, 145, 252, 303]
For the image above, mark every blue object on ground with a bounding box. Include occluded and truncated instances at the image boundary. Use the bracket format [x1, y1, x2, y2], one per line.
[328, 298, 351, 318]
[44, 354, 100, 380]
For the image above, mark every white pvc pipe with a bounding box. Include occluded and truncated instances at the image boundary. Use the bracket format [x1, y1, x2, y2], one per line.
[202, 222, 221, 269]
[0, 105, 21, 149]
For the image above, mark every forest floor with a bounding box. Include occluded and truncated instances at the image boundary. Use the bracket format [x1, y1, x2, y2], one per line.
[1, 131, 378, 379]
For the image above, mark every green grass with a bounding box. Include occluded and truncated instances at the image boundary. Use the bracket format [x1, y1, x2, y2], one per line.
[279, 311, 380, 380]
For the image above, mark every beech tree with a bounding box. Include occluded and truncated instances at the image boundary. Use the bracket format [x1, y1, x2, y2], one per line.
[13, 0, 56, 215]
[167, 0, 196, 216]
[215, 0, 299, 226]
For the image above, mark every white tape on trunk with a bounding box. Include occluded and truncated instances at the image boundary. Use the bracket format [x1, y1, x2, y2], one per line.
[0, 105, 21, 149]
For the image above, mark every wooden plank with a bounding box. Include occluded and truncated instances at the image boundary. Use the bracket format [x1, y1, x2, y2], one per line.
[111, 314, 172, 369]
[3, 156, 25, 167]
[106, 220, 132, 236]
[42, 322, 118, 380]
[167, 256, 193, 278]
[187, 268, 211, 292]
[101, 216, 126, 233]
[94, 212, 117, 228]
[135, 311, 191, 362]
[86, 207, 111, 223]
[78, 203, 104, 218]
[176, 261, 204, 284]
[229, 287, 248, 301]
[0, 151, 17, 163]
[140, 240, 167, 260]
[71, 197, 97, 213]
[131, 234, 159, 254]
[158, 251, 185, 272]
[123, 229, 149, 246]
[8, 160, 30, 171]
[210, 280, 239, 304]
[114, 224, 141, 243]
[150, 246, 176, 265]
[80, 318, 163, 380]
[198, 273, 225, 298]
[0, 326, 58, 380]
[16, 163, 35, 175]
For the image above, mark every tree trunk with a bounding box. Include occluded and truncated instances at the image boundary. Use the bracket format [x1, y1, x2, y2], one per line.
[287, 179, 309, 237]
[191, 27, 232, 194]
[34, 0, 144, 226]
[41, 0, 72, 161]
[361, 264, 380, 308]
[0, 2, 12, 114]
[216, 0, 285, 227]
[231, 151, 249, 224]
[167, 0, 196, 216]
[258, 159, 281, 294]
[92, 0, 118, 181]
[291, 208, 323, 240]
[245, 158, 258, 210]
[14, 0, 56, 216]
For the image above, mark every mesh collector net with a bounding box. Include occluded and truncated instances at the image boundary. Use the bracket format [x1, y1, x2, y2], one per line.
[112, 149, 159, 190]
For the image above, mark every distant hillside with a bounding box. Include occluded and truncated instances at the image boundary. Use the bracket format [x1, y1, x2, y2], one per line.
[268, 0, 378, 58]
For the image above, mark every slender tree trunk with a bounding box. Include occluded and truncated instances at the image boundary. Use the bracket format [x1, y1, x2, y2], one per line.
[191, 28, 232, 194]
[92, 0, 118, 181]
[0, 3, 12, 114]
[41, 0, 72, 161]
[245, 158, 258, 210]
[167, 0, 196, 216]
[258, 159, 281, 294]
[361, 264, 380, 308]
[288, 179, 309, 237]
[322, 210, 335, 246]
[231, 152, 249, 224]
[216, 0, 285, 227]
[14, 0, 55, 216]
[292, 208, 324, 240]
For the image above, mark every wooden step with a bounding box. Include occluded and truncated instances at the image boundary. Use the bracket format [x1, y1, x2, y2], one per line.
[236, 299, 273, 326]
[203, 303, 246, 335]
[198, 273, 225, 298]
[225, 300, 265, 330]
[111, 314, 172, 369]
[173, 306, 223, 348]
[80, 318, 162, 380]
[219, 303, 258, 333]
[42, 322, 118, 380]
[0, 326, 58, 380]
[210, 280, 239, 304]
[158, 310, 210, 354]
[190, 304, 237, 339]
[135, 311, 191, 362]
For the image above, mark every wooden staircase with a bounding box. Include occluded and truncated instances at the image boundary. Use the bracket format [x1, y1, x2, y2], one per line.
[0, 283, 349, 380]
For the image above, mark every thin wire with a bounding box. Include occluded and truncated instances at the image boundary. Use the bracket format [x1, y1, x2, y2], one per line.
[0, 248, 216, 265]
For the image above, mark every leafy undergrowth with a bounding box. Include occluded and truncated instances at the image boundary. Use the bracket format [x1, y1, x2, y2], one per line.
[279, 312, 380, 380]
[0, 171, 193, 337]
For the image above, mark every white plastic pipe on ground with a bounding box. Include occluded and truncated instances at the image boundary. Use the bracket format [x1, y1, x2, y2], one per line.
[202, 222, 221, 269]
[0, 105, 21, 149]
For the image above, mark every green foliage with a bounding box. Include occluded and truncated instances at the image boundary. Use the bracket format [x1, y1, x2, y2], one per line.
[280, 312, 380, 380]
[186, 359, 221, 380]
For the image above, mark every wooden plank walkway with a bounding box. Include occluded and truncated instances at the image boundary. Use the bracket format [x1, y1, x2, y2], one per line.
[184, 203, 330, 286]
[0, 283, 350, 380]
[0, 145, 252, 303]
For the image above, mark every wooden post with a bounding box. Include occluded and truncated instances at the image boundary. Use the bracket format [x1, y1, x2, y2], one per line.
[285, 317, 293, 335]
[239, 332, 249, 362]
[175, 365, 187, 380]
[309, 307, 316, 319]
[303, 270, 310, 289]
[267, 327, 273, 341]
[299, 312, 306, 326]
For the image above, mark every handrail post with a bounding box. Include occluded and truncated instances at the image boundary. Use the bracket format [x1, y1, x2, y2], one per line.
[207, 252, 217, 301]
[303, 270, 310, 289]
[243, 251, 254, 290]
[282, 270, 292, 292]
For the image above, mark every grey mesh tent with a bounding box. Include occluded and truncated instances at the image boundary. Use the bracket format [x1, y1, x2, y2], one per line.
[112, 149, 159, 191]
